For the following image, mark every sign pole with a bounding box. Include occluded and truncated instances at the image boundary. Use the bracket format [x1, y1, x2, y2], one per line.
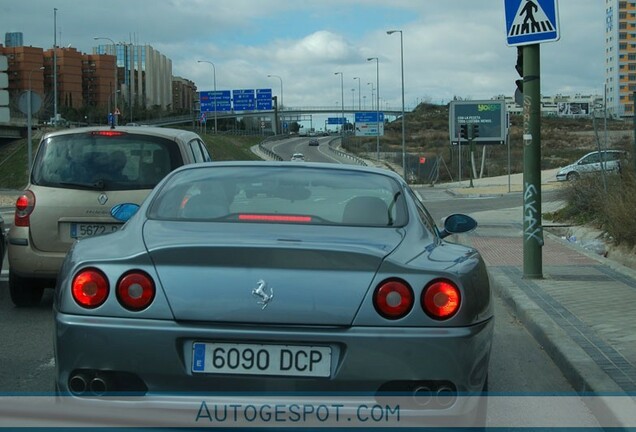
[522, 43, 543, 279]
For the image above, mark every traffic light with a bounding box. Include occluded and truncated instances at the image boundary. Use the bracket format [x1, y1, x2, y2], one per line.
[515, 46, 524, 95]
[460, 124, 468, 139]
[0, 55, 9, 123]
[471, 124, 480, 139]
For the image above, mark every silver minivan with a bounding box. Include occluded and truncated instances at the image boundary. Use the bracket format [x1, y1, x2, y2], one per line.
[556, 149, 627, 181]
[7, 126, 212, 306]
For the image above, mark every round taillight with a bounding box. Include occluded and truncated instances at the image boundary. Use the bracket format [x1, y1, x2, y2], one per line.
[373, 279, 414, 320]
[422, 280, 461, 320]
[14, 191, 35, 227]
[116, 271, 155, 311]
[72, 268, 109, 308]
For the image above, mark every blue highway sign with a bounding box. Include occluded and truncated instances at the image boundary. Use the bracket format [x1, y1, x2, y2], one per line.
[327, 117, 345, 125]
[233, 89, 256, 111]
[256, 88, 272, 110]
[504, 0, 559, 46]
[355, 112, 384, 123]
[200, 90, 231, 112]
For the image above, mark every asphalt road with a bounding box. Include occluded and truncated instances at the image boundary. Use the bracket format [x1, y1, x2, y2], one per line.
[0, 149, 599, 426]
[0, 184, 589, 397]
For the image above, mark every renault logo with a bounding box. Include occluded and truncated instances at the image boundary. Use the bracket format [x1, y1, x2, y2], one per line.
[252, 280, 274, 309]
[98, 193, 108, 205]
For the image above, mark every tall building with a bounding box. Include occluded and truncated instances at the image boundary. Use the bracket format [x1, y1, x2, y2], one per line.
[4, 32, 23, 47]
[94, 43, 172, 110]
[0, 44, 116, 120]
[44, 47, 83, 110]
[172, 77, 197, 112]
[605, 0, 636, 118]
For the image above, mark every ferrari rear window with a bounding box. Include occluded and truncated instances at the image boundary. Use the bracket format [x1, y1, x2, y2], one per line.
[148, 165, 407, 227]
[31, 132, 183, 191]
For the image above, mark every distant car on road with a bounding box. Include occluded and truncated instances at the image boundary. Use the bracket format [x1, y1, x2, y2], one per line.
[290, 153, 305, 161]
[556, 149, 627, 181]
[54, 161, 492, 425]
[7, 126, 212, 307]
[308, 138, 319, 146]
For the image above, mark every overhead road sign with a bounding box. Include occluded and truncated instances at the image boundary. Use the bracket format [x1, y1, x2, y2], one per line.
[327, 117, 346, 125]
[233, 89, 256, 111]
[504, 0, 559, 46]
[256, 88, 273, 110]
[200, 90, 231, 112]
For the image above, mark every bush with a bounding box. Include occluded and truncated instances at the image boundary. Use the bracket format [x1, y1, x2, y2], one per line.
[550, 168, 636, 247]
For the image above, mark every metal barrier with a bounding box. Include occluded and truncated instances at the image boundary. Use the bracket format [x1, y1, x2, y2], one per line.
[327, 138, 368, 166]
[258, 135, 285, 161]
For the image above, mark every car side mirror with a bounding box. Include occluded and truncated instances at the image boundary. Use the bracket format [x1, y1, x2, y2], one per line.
[111, 203, 140, 222]
[439, 214, 477, 239]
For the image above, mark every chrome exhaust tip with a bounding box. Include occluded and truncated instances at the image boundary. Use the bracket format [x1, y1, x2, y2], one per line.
[435, 385, 457, 408]
[89, 375, 108, 396]
[412, 386, 433, 407]
[68, 373, 89, 395]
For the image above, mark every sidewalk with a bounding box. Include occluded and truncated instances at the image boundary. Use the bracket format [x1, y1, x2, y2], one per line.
[437, 169, 636, 425]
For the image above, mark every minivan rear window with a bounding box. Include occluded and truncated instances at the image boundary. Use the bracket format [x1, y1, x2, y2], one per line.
[31, 132, 183, 191]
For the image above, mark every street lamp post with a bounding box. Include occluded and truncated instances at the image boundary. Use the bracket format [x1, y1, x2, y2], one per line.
[388, 29, 406, 179]
[353, 77, 361, 110]
[94, 36, 118, 125]
[367, 82, 375, 110]
[28, 66, 45, 171]
[367, 57, 380, 160]
[53, 8, 58, 122]
[197, 60, 218, 134]
[267, 74, 283, 133]
[334, 72, 344, 136]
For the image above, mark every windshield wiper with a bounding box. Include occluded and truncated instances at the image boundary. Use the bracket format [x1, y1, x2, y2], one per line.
[57, 179, 107, 190]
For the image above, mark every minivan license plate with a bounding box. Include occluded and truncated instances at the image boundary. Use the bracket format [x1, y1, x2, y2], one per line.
[70, 223, 120, 239]
[192, 342, 331, 377]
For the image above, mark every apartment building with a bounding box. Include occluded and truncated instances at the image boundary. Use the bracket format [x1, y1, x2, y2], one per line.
[172, 76, 197, 112]
[606, 0, 636, 118]
[0, 44, 115, 118]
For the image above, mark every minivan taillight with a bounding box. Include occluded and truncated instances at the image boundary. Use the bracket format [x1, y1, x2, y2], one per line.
[91, 130, 126, 137]
[14, 190, 35, 227]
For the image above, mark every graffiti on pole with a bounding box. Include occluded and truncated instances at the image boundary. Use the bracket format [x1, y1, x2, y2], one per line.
[524, 182, 544, 246]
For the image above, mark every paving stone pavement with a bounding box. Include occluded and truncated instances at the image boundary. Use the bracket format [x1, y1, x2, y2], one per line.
[438, 170, 636, 427]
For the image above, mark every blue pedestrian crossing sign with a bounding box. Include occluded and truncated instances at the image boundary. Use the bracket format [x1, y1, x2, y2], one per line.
[504, 0, 559, 46]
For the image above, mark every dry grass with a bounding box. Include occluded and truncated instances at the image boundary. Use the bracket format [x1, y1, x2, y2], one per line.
[550, 167, 636, 248]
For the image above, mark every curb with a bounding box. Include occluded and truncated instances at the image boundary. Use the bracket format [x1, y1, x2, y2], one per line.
[490, 272, 633, 427]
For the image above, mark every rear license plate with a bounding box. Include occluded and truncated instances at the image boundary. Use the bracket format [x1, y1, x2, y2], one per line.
[192, 342, 332, 377]
[70, 223, 120, 239]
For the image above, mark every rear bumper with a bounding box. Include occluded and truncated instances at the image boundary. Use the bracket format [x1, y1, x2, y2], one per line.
[55, 311, 493, 398]
[7, 226, 65, 278]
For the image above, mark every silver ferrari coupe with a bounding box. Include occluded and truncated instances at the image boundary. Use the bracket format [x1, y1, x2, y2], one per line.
[54, 161, 493, 423]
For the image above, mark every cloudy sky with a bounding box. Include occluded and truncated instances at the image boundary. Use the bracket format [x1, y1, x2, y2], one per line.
[1, 0, 604, 110]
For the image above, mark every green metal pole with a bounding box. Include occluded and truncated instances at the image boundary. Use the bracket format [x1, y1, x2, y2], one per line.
[523, 44, 543, 279]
